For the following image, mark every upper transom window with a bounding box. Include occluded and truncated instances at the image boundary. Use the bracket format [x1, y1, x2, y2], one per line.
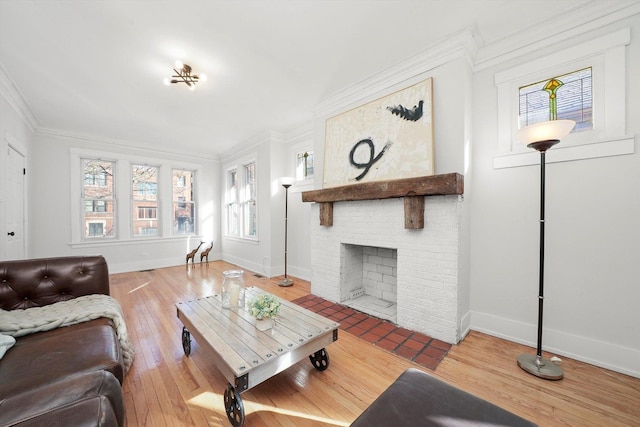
[519, 68, 592, 132]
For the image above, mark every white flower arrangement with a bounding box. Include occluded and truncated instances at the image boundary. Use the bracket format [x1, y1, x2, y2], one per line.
[247, 294, 281, 320]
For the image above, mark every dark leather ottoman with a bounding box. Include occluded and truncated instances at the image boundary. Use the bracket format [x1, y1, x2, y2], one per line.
[351, 368, 537, 427]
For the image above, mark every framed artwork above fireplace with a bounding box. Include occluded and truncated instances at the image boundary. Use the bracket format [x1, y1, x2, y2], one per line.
[323, 77, 434, 188]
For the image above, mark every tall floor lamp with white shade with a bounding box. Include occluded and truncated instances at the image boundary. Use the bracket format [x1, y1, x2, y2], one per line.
[279, 177, 296, 287]
[515, 119, 575, 380]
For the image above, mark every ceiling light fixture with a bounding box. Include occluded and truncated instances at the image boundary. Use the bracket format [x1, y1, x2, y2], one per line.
[163, 60, 206, 90]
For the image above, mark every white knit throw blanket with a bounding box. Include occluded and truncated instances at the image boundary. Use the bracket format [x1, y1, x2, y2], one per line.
[0, 294, 134, 373]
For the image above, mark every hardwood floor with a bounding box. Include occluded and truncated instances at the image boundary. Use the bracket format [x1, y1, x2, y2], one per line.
[110, 261, 640, 426]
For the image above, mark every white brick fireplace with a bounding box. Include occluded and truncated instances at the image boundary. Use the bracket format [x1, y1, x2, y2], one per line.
[307, 187, 466, 344]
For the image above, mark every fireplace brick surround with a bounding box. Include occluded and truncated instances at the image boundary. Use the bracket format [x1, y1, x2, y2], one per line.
[306, 178, 466, 344]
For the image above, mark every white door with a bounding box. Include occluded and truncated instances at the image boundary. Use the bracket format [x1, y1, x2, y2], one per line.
[6, 145, 25, 260]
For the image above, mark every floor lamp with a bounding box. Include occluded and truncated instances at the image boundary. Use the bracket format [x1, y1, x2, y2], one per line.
[278, 177, 296, 287]
[515, 119, 575, 380]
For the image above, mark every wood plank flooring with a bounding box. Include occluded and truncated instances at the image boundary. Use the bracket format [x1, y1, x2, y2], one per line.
[110, 261, 640, 426]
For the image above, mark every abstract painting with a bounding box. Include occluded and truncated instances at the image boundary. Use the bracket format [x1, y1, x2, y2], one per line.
[323, 77, 434, 188]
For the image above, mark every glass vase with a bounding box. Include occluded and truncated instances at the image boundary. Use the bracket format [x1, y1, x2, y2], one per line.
[222, 270, 245, 309]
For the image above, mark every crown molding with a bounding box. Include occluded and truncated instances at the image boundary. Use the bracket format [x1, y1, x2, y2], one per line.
[315, 27, 480, 118]
[474, 0, 640, 71]
[36, 127, 219, 162]
[219, 129, 285, 162]
[314, 1, 639, 121]
[0, 63, 39, 131]
[284, 123, 313, 144]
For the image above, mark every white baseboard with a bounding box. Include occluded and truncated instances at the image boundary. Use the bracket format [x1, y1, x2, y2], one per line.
[471, 310, 640, 379]
[287, 264, 311, 282]
[108, 256, 222, 274]
[221, 254, 266, 278]
[459, 310, 472, 343]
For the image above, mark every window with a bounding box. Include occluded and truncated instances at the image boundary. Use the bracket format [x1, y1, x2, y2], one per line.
[132, 165, 159, 237]
[243, 163, 257, 238]
[226, 169, 239, 236]
[225, 161, 257, 239]
[72, 150, 202, 245]
[85, 200, 107, 212]
[84, 169, 108, 186]
[494, 28, 632, 168]
[82, 159, 116, 239]
[296, 150, 314, 181]
[88, 222, 104, 237]
[138, 206, 157, 219]
[519, 68, 592, 132]
[173, 169, 195, 235]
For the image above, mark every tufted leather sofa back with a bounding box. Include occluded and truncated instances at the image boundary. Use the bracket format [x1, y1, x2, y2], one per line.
[0, 256, 110, 311]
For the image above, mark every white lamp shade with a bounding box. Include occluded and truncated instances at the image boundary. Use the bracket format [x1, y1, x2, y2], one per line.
[280, 177, 296, 187]
[515, 120, 576, 146]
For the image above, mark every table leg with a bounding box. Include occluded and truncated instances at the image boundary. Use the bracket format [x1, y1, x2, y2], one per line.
[224, 383, 245, 426]
[309, 348, 330, 371]
[182, 327, 191, 356]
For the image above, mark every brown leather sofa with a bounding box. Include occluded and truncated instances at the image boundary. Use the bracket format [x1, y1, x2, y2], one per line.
[351, 368, 537, 427]
[0, 256, 125, 427]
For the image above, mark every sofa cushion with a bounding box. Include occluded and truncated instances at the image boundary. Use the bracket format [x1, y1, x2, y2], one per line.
[0, 318, 124, 398]
[0, 370, 123, 427]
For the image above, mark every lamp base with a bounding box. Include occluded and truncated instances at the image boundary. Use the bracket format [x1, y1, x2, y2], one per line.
[517, 354, 563, 380]
[278, 277, 294, 287]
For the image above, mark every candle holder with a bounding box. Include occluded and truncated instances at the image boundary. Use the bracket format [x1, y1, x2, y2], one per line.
[222, 270, 245, 309]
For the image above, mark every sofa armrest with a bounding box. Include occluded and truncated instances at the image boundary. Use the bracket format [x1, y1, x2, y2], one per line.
[0, 256, 110, 310]
[0, 370, 123, 427]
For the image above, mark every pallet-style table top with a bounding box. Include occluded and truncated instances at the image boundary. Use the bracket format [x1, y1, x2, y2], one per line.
[176, 287, 339, 392]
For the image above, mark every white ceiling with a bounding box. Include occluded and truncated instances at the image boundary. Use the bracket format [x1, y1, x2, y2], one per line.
[0, 0, 602, 157]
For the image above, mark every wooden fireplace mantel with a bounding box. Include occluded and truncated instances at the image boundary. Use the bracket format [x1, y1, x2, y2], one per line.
[301, 173, 464, 229]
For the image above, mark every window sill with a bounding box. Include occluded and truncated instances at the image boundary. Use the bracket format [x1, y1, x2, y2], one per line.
[223, 235, 259, 244]
[69, 235, 202, 249]
[493, 135, 634, 169]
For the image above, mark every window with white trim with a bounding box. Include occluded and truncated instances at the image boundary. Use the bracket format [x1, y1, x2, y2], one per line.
[226, 169, 239, 236]
[295, 150, 314, 181]
[243, 162, 257, 238]
[82, 159, 116, 239]
[519, 68, 592, 131]
[73, 150, 201, 245]
[173, 169, 196, 235]
[494, 28, 632, 168]
[131, 164, 159, 237]
[225, 161, 257, 239]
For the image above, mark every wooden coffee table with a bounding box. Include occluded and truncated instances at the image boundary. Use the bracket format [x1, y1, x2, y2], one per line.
[176, 287, 339, 426]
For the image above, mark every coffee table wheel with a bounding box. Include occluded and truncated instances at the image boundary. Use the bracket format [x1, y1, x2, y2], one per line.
[182, 327, 191, 356]
[309, 348, 330, 371]
[224, 383, 245, 427]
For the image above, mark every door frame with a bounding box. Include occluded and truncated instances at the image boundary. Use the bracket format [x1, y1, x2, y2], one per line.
[3, 130, 28, 260]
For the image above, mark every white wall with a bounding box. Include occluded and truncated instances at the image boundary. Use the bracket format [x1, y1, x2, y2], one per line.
[28, 131, 220, 273]
[470, 16, 640, 377]
[284, 129, 313, 281]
